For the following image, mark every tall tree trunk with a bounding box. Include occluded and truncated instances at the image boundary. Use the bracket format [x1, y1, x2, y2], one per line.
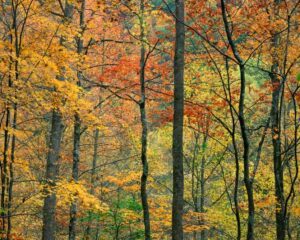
[225, 57, 241, 240]
[270, 73, 285, 240]
[7, 6, 20, 236]
[220, 1, 254, 239]
[238, 65, 254, 240]
[1, 1, 14, 233]
[85, 129, 99, 239]
[191, 131, 200, 240]
[42, 110, 64, 240]
[69, 0, 85, 239]
[7, 104, 16, 240]
[285, 87, 299, 240]
[139, 0, 151, 239]
[200, 134, 207, 240]
[1, 106, 10, 234]
[172, 0, 185, 239]
[69, 113, 81, 240]
[270, 1, 285, 239]
[43, 2, 73, 239]
[7, 55, 18, 240]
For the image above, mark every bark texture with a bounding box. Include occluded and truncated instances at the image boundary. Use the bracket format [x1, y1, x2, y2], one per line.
[172, 0, 185, 239]
[42, 110, 64, 240]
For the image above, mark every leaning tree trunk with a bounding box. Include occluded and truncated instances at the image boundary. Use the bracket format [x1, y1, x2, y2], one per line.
[172, 0, 185, 239]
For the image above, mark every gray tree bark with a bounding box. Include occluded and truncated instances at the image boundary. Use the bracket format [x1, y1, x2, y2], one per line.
[42, 110, 64, 240]
[172, 0, 185, 239]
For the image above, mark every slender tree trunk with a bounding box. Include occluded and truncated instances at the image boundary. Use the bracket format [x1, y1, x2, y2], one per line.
[191, 131, 200, 240]
[172, 0, 185, 239]
[225, 57, 241, 240]
[139, 68, 151, 240]
[200, 134, 207, 240]
[69, 113, 81, 240]
[2, 1, 22, 237]
[139, 0, 151, 239]
[1, 1, 14, 232]
[239, 65, 255, 240]
[85, 129, 99, 239]
[7, 4, 20, 237]
[69, 1, 85, 239]
[220, 1, 254, 239]
[7, 104, 16, 240]
[285, 87, 299, 240]
[270, 1, 285, 239]
[1, 107, 10, 234]
[270, 72, 285, 240]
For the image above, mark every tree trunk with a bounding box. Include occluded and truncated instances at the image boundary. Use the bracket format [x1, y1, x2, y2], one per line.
[225, 57, 241, 240]
[191, 131, 200, 240]
[43, 3, 73, 239]
[220, 1, 254, 239]
[42, 110, 64, 240]
[7, 104, 17, 240]
[139, 0, 151, 239]
[270, 71, 285, 240]
[239, 65, 255, 240]
[69, 0, 85, 238]
[7, 8, 20, 235]
[85, 129, 99, 239]
[172, 0, 185, 239]
[200, 134, 207, 240]
[5, 1, 20, 237]
[69, 113, 81, 240]
[1, 107, 10, 234]
[270, 1, 285, 239]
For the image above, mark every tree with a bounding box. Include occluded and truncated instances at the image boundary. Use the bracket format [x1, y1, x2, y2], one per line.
[172, 0, 185, 239]
[139, 0, 151, 238]
[220, 1, 254, 238]
[68, 0, 86, 239]
[42, 2, 74, 239]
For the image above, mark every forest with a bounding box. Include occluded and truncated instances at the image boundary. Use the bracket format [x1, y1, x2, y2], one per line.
[0, 0, 299, 239]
